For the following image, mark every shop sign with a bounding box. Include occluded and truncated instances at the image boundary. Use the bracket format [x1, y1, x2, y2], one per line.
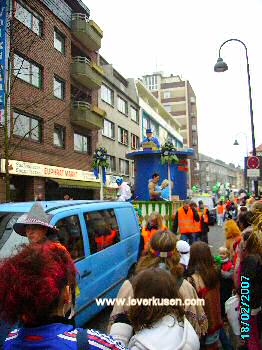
[1, 159, 102, 182]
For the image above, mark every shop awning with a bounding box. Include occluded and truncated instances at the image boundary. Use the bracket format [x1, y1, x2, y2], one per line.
[50, 178, 101, 189]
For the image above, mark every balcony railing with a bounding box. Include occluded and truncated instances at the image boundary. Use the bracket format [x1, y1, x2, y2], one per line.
[71, 13, 103, 51]
[71, 101, 106, 130]
[71, 56, 103, 89]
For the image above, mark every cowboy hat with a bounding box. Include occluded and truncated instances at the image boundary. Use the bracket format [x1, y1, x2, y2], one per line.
[13, 202, 58, 237]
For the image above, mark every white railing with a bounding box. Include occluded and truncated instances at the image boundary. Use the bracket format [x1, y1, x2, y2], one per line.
[72, 101, 91, 110]
[72, 56, 91, 65]
[72, 13, 89, 22]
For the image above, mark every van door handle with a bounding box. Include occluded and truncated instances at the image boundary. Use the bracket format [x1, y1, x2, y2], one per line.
[81, 270, 92, 278]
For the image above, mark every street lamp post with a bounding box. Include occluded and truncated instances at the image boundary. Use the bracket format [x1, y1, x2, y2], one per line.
[233, 132, 249, 191]
[214, 39, 258, 198]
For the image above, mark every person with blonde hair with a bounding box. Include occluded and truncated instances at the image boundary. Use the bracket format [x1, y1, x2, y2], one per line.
[223, 219, 242, 261]
[108, 230, 208, 338]
[141, 212, 167, 251]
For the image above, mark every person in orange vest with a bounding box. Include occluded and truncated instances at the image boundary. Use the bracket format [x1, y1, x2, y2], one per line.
[198, 200, 210, 243]
[172, 200, 200, 245]
[141, 212, 167, 251]
[216, 200, 225, 226]
[95, 228, 117, 251]
[189, 201, 202, 242]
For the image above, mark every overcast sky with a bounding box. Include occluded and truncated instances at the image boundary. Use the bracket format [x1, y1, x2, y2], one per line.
[84, 0, 262, 167]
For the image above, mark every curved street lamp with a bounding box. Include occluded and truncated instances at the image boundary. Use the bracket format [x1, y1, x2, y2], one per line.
[214, 39, 258, 198]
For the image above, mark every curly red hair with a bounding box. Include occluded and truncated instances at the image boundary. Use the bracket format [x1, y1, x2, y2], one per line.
[0, 242, 77, 325]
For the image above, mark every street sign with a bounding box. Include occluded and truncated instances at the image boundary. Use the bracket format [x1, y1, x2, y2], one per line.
[247, 156, 260, 169]
[247, 169, 260, 178]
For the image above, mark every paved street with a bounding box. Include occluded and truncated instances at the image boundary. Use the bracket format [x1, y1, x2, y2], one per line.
[85, 224, 225, 333]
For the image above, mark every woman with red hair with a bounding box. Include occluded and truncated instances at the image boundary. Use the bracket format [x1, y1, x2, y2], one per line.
[0, 242, 126, 350]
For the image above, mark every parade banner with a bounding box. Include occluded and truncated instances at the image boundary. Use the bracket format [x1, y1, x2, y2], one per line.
[0, 1, 7, 125]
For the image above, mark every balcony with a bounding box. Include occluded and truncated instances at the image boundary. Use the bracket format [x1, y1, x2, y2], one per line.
[71, 14, 103, 51]
[71, 57, 103, 90]
[71, 101, 106, 130]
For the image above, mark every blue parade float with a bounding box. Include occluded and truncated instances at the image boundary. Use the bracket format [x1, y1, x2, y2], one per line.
[126, 148, 194, 200]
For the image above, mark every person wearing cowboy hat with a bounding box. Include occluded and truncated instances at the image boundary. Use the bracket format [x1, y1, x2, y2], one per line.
[13, 202, 58, 243]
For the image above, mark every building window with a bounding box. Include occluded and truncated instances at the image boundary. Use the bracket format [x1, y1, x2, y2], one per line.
[108, 156, 116, 173]
[13, 111, 41, 142]
[14, 54, 42, 88]
[192, 136, 198, 146]
[117, 96, 128, 115]
[131, 134, 139, 150]
[54, 76, 65, 99]
[74, 133, 90, 153]
[53, 125, 65, 148]
[101, 84, 114, 105]
[84, 209, 120, 254]
[163, 104, 172, 112]
[54, 28, 65, 54]
[131, 106, 139, 123]
[102, 119, 115, 139]
[119, 159, 129, 175]
[163, 91, 171, 99]
[192, 124, 197, 132]
[15, 1, 42, 36]
[144, 75, 158, 91]
[118, 127, 128, 146]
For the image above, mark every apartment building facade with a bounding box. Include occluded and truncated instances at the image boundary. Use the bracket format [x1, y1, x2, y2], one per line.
[98, 57, 140, 187]
[142, 73, 199, 189]
[0, 0, 106, 202]
[136, 79, 183, 150]
[199, 153, 245, 192]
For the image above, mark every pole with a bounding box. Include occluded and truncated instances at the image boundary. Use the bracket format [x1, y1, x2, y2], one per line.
[218, 39, 258, 198]
[99, 166, 103, 200]
[168, 161, 171, 201]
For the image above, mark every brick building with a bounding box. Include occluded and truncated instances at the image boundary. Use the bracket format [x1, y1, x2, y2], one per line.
[0, 0, 107, 202]
[142, 73, 200, 189]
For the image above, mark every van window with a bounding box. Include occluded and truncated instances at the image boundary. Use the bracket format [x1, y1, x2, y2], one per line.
[84, 209, 120, 254]
[0, 213, 28, 258]
[55, 215, 84, 261]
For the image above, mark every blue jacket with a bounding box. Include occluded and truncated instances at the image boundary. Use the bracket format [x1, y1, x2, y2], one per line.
[141, 137, 160, 148]
[4, 322, 126, 350]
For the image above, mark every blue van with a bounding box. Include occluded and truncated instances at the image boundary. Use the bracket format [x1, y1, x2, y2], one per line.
[0, 200, 140, 326]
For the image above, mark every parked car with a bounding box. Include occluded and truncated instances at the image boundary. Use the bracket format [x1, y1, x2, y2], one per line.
[191, 195, 217, 225]
[0, 200, 140, 326]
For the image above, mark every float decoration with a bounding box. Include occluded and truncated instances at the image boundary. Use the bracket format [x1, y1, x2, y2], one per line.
[160, 141, 179, 200]
[92, 147, 109, 200]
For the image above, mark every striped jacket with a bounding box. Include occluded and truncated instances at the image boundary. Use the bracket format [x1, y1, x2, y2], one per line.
[4, 323, 127, 350]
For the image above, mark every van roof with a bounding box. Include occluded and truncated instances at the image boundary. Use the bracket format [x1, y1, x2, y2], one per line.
[0, 200, 132, 215]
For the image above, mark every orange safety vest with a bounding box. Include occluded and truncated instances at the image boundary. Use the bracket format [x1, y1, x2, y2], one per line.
[142, 225, 167, 250]
[217, 204, 224, 215]
[95, 229, 116, 251]
[177, 207, 196, 234]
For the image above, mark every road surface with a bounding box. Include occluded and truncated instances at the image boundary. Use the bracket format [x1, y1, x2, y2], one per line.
[85, 223, 225, 332]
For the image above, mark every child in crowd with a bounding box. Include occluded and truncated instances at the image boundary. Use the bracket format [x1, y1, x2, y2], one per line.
[110, 268, 200, 350]
[217, 247, 234, 319]
[176, 239, 190, 276]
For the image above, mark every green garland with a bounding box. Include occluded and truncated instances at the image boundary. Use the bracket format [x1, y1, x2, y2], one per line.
[161, 141, 179, 164]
